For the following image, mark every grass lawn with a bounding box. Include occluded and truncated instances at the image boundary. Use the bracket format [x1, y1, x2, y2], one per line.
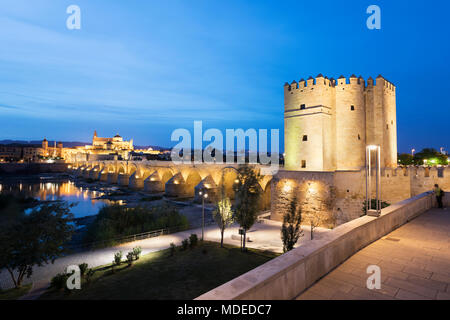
[40, 241, 279, 300]
[0, 284, 32, 300]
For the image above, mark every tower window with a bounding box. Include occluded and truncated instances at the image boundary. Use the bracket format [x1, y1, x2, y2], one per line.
[301, 160, 306, 168]
[386, 124, 389, 130]
[358, 134, 361, 140]
[351, 105, 355, 111]
[300, 104, 306, 110]
[302, 135, 308, 141]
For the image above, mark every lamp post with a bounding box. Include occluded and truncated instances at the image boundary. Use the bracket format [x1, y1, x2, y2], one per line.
[366, 145, 381, 217]
[198, 189, 208, 241]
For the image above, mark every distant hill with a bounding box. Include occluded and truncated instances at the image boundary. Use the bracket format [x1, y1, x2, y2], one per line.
[0, 140, 89, 148]
[135, 145, 169, 151]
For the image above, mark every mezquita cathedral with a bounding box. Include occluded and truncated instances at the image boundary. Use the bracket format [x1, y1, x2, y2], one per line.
[39, 131, 158, 162]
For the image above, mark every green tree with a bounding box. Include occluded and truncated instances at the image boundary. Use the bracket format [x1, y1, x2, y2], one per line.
[281, 196, 304, 253]
[213, 197, 234, 248]
[234, 165, 262, 251]
[83, 203, 188, 245]
[414, 148, 448, 165]
[0, 203, 74, 288]
[213, 172, 235, 248]
[397, 153, 414, 166]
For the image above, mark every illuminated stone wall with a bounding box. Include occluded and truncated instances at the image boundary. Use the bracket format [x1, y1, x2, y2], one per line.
[271, 166, 450, 226]
[284, 74, 397, 171]
[271, 170, 337, 228]
[284, 75, 336, 171]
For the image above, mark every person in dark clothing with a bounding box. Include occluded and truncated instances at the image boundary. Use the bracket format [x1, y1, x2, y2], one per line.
[434, 184, 444, 209]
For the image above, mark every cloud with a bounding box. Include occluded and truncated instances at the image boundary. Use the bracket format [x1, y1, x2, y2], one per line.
[0, 104, 20, 110]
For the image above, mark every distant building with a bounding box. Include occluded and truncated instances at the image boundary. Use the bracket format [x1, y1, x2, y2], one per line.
[92, 131, 133, 151]
[65, 131, 136, 162]
[1, 131, 162, 163]
[0, 143, 42, 162]
[41, 139, 64, 158]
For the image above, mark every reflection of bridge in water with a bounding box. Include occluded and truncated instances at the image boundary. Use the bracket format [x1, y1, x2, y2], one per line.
[69, 160, 274, 209]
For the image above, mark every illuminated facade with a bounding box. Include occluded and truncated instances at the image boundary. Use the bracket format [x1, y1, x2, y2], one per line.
[284, 74, 397, 171]
[41, 139, 64, 158]
[91, 131, 133, 151]
[64, 131, 134, 162]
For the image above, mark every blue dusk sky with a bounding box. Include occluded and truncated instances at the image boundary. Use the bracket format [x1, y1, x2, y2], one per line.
[0, 0, 449, 152]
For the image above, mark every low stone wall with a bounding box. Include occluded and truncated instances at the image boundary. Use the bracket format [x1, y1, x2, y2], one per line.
[271, 167, 450, 225]
[444, 194, 450, 207]
[196, 191, 434, 300]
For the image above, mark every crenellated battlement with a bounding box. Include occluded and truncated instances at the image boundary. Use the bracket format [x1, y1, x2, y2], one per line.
[285, 74, 396, 92]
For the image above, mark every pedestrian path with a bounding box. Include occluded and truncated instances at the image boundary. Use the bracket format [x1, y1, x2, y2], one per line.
[297, 208, 450, 300]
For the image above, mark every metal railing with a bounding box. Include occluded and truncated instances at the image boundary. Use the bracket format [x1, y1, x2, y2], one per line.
[68, 220, 217, 251]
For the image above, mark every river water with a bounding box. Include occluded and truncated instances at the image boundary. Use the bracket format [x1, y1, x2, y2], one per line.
[0, 177, 113, 218]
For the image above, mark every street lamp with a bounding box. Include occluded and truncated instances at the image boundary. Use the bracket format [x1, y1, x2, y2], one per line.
[366, 145, 381, 217]
[198, 189, 208, 241]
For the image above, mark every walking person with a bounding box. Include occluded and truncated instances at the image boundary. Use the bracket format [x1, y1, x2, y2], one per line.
[434, 184, 444, 209]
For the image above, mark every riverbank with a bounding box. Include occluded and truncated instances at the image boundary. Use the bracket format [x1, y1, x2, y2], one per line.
[0, 172, 71, 183]
[0, 162, 68, 176]
[1, 172, 216, 252]
[69, 175, 216, 227]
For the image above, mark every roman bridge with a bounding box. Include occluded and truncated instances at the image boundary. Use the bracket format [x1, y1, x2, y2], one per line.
[68, 160, 274, 207]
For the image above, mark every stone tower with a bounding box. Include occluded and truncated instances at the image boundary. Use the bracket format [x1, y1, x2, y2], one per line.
[42, 138, 48, 151]
[284, 74, 397, 171]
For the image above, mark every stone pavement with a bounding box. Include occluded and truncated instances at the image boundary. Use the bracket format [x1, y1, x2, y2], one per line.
[297, 208, 450, 300]
[0, 219, 329, 296]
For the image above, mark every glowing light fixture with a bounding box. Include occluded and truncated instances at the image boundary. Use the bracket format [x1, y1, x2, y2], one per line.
[366, 145, 381, 217]
[199, 188, 208, 241]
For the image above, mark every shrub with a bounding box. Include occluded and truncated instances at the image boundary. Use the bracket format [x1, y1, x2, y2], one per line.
[50, 273, 69, 291]
[79, 263, 88, 276]
[181, 239, 189, 250]
[83, 204, 189, 245]
[126, 251, 134, 266]
[140, 195, 163, 202]
[362, 199, 390, 215]
[170, 243, 176, 256]
[132, 246, 142, 260]
[86, 269, 95, 284]
[113, 251, 123, 266]
[189, 234, 198, 248]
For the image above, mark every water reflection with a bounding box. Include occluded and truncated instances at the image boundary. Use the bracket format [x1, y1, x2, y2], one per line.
[0, 179, 113, 218]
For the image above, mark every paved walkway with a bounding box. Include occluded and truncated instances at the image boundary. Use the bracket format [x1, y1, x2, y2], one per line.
[297, 208, 450, 300]
[0, 219, 329, 296]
